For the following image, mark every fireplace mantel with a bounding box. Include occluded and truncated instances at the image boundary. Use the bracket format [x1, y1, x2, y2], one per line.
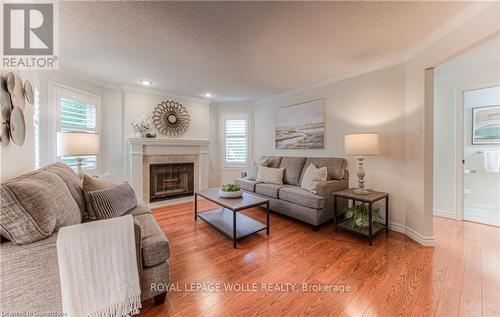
[128, 137, 210, 204]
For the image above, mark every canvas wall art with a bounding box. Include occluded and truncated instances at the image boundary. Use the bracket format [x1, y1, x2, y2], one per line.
[472, 105, 500, 145]
[275, 98, 324, 149]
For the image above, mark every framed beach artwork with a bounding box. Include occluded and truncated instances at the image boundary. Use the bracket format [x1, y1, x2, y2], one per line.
[472, 105, 500, 145]
[275, 98, 324, 149]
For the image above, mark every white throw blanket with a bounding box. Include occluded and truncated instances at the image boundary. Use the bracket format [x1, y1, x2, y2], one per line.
[57, 215, 141, 317]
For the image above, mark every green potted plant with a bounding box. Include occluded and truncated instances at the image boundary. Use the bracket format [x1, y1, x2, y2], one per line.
[344, 204, 380, 229]
[219, 184, 242, 198]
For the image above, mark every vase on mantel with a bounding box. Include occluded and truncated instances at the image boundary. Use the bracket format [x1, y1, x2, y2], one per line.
[135, 131, 142, 138]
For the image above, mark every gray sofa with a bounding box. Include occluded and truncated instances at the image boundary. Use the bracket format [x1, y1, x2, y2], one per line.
[235, 156, 349, 229]
[0, 163, 170, 316]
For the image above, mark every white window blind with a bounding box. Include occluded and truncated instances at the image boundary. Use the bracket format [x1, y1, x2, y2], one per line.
[225, 118, 248, 164]
[58, 96, 98, 171]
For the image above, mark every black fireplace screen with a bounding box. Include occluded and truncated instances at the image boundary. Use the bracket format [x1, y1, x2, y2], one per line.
[150, 163, 194, 202]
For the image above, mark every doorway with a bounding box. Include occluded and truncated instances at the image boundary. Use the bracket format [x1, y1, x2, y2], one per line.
[433, 37, 500, 226]
[462, 87, 500, 226]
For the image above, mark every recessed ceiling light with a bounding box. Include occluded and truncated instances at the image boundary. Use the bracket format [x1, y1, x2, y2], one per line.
[140, 80, 152, 86]
[203, 92, 213, 98]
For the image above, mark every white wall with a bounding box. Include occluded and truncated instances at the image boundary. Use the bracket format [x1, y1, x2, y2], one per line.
[254, 64, 406, 225]
[433, 37, 500, 219]
[403, 2, 499, 243]
[209, 102, 254, 186]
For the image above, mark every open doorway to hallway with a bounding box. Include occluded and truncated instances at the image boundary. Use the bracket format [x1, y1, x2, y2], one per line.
[433, 37, 500, 226]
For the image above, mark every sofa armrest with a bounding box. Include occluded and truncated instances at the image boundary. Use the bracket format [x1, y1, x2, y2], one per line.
[133, 218, 143, 273]
[316, 179, 349, 218]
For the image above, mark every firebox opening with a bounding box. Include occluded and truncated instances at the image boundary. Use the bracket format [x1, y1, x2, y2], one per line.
[150, 163, 194, 202]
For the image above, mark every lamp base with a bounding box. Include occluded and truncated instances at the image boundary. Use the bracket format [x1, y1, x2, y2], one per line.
[354, 188, 369, 195]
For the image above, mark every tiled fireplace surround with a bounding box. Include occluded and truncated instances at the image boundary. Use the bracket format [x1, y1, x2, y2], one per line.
[129, 138, 210, 204]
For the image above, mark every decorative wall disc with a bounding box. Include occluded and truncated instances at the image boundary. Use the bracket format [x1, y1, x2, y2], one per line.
[1, 77, 12, 121]
[10, 74, 25, 110]
[1, 123, 10, 146]
[24, 80, 34, 105]
[152, 101, 190, 137]
[10, 107, 26, 146]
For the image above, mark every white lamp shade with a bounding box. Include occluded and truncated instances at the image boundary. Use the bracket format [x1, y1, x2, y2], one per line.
[344, 133, 379, 156]
[57, 132, 100, 156]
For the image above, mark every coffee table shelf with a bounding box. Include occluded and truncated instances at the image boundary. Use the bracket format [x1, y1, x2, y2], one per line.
[197, 207, 267, 240]
[195, 188, 270, 248]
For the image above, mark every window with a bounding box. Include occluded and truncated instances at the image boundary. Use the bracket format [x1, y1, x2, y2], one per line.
[49, 82, 100, 173]
[224, 114, 249, 165]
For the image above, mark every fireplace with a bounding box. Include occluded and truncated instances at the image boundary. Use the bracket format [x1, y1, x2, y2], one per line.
[149, 163, 194, 202]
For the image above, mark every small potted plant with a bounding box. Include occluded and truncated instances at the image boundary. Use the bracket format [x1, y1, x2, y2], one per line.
[219, 184, 242, 199]
[344, 204, 380, 229]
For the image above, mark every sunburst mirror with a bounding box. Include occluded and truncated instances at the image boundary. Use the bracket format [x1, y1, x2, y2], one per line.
[152, 101, 190, 137]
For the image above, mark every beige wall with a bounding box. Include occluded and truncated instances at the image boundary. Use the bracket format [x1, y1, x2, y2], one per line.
[254, 64, 406, 226]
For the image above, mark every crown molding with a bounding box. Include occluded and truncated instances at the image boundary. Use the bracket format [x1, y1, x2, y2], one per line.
[403, 2, 495, 61]
[255, 57, 405, 104]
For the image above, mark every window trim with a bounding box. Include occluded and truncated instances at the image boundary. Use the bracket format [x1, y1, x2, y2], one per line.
[48, 81, 102, 174]
[221, 112, 251, 168]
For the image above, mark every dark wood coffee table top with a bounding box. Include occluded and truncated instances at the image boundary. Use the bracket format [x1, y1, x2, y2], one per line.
[196, 188, 269, 211]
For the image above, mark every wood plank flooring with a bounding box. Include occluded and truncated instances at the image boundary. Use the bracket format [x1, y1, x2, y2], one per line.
[138, 200, 500, 317]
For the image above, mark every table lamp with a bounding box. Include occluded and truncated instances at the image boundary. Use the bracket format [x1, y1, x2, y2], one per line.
[57, 132, 100, 179]
[344, 133, 379, 195]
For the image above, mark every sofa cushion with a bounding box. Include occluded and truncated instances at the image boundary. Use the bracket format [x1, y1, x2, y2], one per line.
[235, 178, 258, 192]
[126, 200, 152, 216]
[85, 182, 138, 220]
[0, 234, 62, 314]
[260, 156, 282, 168]
[246, 158, 269, 180]
[279, 157, 306, 185]
[255, 183, 285, 198]
[299, 157, 347, 183]
[134, 213, 170, 267]
[0, 171, 81, 245]
[279, 187, 324, 209]
[45, 163, 86, 217]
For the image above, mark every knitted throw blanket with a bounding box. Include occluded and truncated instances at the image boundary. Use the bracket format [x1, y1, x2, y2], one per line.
[57, 215, 141, 317]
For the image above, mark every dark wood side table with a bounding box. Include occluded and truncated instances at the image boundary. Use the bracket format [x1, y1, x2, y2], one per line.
[333, 189, 389, 245]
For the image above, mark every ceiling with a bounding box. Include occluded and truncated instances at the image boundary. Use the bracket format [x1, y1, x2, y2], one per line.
[60, 1, 472, 102]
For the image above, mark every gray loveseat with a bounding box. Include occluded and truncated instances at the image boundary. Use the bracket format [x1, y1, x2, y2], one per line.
[0, 163, 170, 316]
[235, 156, 349, 230]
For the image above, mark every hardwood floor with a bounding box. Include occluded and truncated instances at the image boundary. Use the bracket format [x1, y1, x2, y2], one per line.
[139, 200, 500, 317]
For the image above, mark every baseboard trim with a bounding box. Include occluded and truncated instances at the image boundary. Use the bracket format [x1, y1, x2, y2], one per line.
[148, 196, 194, 209]
[389, 222, 434, 247]
[433, 209, 456, 219]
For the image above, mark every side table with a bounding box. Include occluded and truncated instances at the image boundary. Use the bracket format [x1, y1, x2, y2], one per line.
[333, 189, 389, 245]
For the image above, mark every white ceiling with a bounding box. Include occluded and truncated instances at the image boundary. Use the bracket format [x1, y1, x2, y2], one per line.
[60, 1, 472, 102]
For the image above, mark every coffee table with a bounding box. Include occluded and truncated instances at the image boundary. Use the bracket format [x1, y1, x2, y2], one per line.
[195, 188, 270, 248]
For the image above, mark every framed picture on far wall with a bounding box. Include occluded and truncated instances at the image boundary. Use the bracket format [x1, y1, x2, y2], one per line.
[275, 98, 324, 149]
[472, 105, 500, 145]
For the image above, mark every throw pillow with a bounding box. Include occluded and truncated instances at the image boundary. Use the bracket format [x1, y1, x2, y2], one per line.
[256, 165, 285, 185]
[85, 182, 138, 220]
[0, 170, 81, 245]
[246, 158, 269, 180]
[301, 163, 328, 194]
[82, 174, 119, 220]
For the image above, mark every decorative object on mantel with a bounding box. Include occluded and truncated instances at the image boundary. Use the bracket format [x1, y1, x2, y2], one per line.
[218, 184, 242, 199]
[152, 100, 190, 137]
[145, 132, 156, 138]
[0, 72, 31, 146]
[344, 133, 379, 195]
[275, 98, 324, 149]
[57, 132, 100, 179]
[131, 115, 152, 138]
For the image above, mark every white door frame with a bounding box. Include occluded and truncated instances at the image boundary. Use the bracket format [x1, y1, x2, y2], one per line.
[456, 83, 500, 221]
